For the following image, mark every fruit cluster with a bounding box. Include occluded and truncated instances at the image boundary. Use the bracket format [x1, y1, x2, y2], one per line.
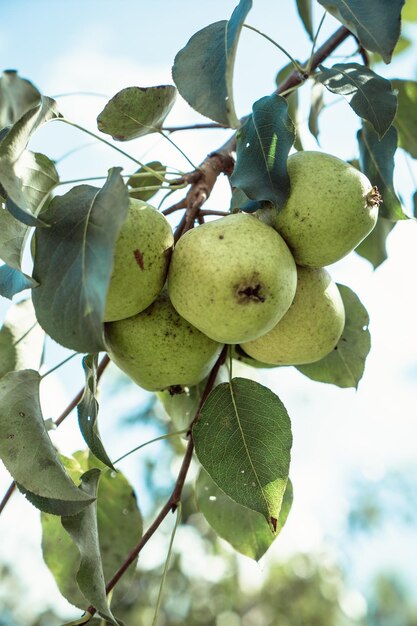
[104, 151, 380, 391]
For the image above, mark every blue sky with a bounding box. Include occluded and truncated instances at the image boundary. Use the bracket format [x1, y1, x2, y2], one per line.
[1, 0, 417, 621]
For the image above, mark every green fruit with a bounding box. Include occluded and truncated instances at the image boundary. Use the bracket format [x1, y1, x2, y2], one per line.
[241, 267, 345, 365]
[104, 198, 174, 322]
[105, 291, 222, 391]
[168, 213, 297, 344]
[274, 151, 380, 267]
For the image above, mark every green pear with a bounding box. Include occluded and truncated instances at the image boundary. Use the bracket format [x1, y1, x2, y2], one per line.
[104, 291, 222, 391]
[168, 213, 297, 344]
[274, 151, 380, 267]
[104, 198, 174, 322]
[241, 267, 345, 365]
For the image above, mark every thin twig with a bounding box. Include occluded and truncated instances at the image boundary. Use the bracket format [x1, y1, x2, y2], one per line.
[173, 212, 188, 244]
[199, 210, 229, 217]
[162, 122, 224, 132]
[0, 482, 16, 516]
[243, 23, 303, 74]
[0, 354, 110, 514]
[85, 346, 228, 618]
[162, 199, 186, 216]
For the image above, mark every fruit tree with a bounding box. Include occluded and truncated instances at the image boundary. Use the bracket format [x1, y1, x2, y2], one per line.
[0, 1, 416, 623]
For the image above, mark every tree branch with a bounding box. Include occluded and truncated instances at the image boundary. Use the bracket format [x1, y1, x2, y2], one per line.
[0, 354, 110, 515]
[85, 345, 228, 619]
[168, 25, 351, 224]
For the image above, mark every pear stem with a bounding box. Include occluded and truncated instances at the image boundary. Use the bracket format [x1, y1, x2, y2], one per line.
[367, 186, 383, 208]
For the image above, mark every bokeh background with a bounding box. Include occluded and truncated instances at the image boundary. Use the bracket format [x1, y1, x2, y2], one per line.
[1, 1, 417, 624]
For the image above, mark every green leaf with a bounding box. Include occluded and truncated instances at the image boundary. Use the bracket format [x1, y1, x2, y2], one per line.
[230, 187, 263, 213]
[172, 0, 252, 127]
[32, 168, 129, 353]
[295, 0, 314, 39]
[0, 97, 61, 224]
[78, 355, 114, 470]
[308, 82, 325, 142]
[0, 153, 58, 292]
[0, 370, 94, 514]
[61, 469, 119, 625]
[231, 95, 295, 210]
[317, 63, 397, 139]
[357, 122, 406, 220]
[196, 470, 293, 560]
[0, 70, 41, 130]
[317, 0, 404, 64]
[391, 79, 417, 158]
[42, 451, 142, 611]
[193, 377, 292, 529]
[97, 86, 176, 141]
[0, 298, 44, 379]
[0, 264, 36, 299]
[370, 35, 412, 64]
[297, 285, 370, 388]
[0, 203, 29, 268]
[355, 216, 395, 268]
[128, 161, 167, 201]
[4, 150, 59, 226]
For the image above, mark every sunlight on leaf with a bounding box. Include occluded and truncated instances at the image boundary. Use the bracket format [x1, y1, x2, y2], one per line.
[193, 377, 292, 529]
[231, 95, 295, 210]
[196, 470, 293, 560]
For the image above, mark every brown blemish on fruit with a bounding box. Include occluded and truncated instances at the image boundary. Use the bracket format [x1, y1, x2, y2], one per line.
[133, 249, 145, 270]
[235, 277, 266, 303]
[367, 186, 382, 208]
[168, 385, 184, 396]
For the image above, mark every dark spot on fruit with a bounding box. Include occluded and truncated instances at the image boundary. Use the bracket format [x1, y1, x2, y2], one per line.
[236, 283, 266, 304]
[133, 249, 145, 270]
[219, 234, 224, 240]
[38, 458, 55, 470]
[19, 411, 25, 417]
[7, 434, 14, 439]
[168, 385, 184, 396]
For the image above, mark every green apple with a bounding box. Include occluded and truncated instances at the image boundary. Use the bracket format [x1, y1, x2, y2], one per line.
[104, 198, 174, 322]
[168, 213, 297, 344]
[104, 291, 222, 391]
[274, 151, 380, 267]
[241, 267, 345, 365]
